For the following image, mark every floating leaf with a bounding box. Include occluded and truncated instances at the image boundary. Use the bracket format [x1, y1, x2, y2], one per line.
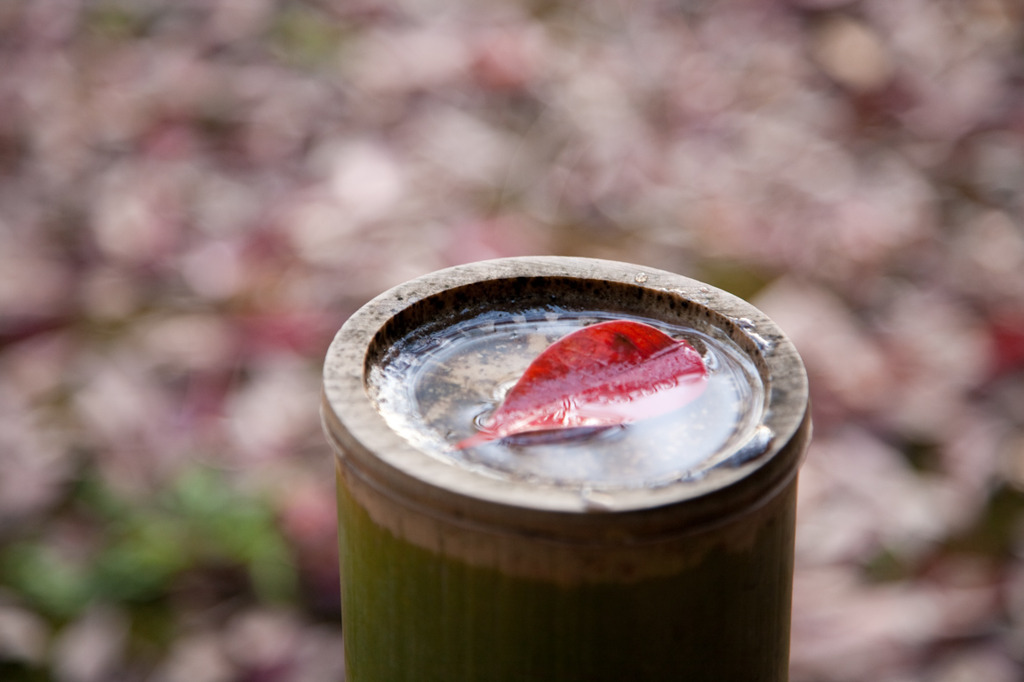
[455, 320, 708, 449]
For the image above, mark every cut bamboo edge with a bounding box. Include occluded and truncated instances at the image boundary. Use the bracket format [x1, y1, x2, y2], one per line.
[321, 256, 811, 586]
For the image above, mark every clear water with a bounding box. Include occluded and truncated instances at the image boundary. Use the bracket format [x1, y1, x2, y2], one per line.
[367, 308, 766, 489]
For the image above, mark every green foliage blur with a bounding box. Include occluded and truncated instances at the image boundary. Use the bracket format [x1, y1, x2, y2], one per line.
[1, 465, 296, 647]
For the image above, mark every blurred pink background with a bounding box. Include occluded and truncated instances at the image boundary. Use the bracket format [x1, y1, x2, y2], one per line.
[2, 1, 1024, 680]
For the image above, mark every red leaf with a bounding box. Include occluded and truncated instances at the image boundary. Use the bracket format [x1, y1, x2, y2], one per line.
[455, 320, 708, 449]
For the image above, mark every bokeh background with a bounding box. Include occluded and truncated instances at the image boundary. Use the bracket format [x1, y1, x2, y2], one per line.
[2, 0, 1024, 680]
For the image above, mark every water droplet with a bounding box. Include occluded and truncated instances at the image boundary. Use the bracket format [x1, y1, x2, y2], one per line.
[732, 317, 774, 353]
[472, 408, 495, 430]
[725, 425, 774, 466]
[493, 377, 518, 400]
[702, 348, 721, 373]
[748, 332, 775, 353]
[634, 272, 649, 283]
[580, 486, 615, 512]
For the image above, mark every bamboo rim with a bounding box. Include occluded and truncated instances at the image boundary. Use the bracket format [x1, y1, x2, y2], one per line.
[322, 256, 810, 547]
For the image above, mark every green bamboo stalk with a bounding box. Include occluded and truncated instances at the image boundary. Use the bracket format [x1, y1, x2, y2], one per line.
[322, 257, 811, 682]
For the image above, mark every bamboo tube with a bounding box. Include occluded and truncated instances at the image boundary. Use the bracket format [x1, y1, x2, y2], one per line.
[322, 257, 810, 682]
